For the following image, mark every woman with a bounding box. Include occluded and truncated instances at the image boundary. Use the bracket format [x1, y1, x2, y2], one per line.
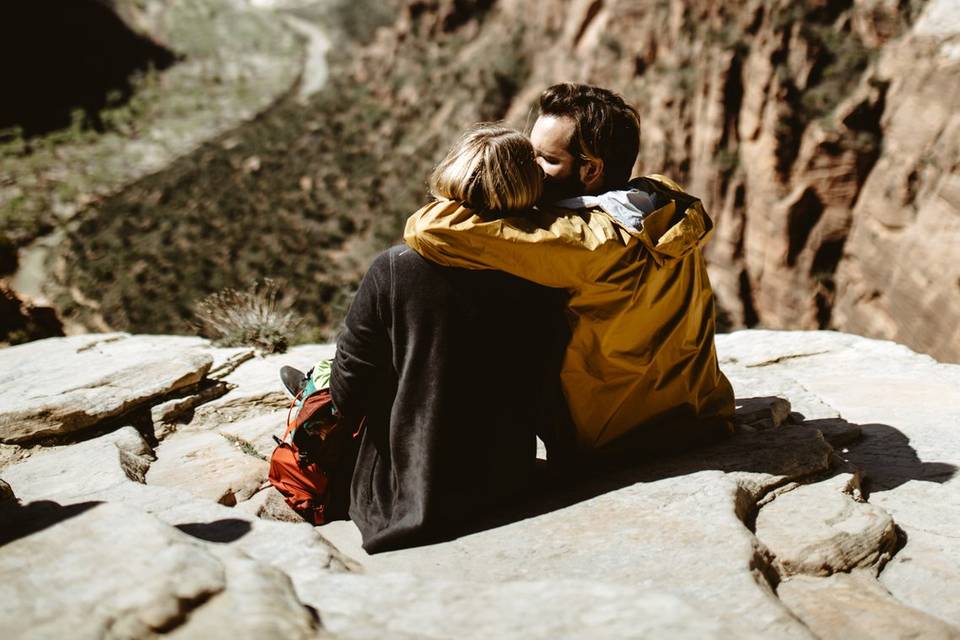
[319, 124, 568, 552]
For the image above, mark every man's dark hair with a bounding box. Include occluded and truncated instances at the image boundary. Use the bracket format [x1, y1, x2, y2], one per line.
[538, 83, 641, 189]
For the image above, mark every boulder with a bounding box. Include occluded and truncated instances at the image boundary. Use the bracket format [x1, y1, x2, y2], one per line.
[236, 486, 304, 523]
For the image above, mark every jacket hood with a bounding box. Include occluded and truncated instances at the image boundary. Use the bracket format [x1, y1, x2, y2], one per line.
[555, 174, 714, 262]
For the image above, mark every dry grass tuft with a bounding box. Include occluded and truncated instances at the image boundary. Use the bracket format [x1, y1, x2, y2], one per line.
[194, 278, 302, 354]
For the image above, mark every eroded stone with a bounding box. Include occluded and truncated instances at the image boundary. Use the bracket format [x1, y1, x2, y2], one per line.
[778, 572, 960, 640]
[147, 428, 269, 505]
[236, 486, 304, 523]
[756, 473, 897, 576]
[0, 334, 213, 443]
[0, 501, 321, 639]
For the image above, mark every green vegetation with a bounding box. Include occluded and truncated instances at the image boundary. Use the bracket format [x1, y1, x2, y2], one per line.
[220, 433, 266, 460]
[61, 6, 529, 340]
[798, 24, 873, 123]
[714, 147, 741, 179]
[0, 0, 300, 248]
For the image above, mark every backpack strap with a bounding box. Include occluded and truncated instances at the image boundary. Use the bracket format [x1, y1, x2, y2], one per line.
[281, 388, 305, 443]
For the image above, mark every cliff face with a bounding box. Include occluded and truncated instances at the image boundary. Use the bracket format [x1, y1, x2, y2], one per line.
[349, 0, 958, 361]
[42, 0, 957, 360]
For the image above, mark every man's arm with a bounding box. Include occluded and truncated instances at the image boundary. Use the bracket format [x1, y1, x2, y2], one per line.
[403, 199, 624, 290]
[329, 252, 391, 421]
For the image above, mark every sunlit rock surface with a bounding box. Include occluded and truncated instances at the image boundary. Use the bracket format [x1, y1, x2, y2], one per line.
[0, 330, 958, 638]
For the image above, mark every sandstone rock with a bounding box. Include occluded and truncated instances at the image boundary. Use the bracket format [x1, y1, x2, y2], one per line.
[312, 572, 755, 640]
[150, 380, 231, 433]
[236, 486, 304, 523]
[0, 478, 14, 503]
[3, 426, 154, 499]
[146, 428, 269, 505]
[798, 418, 863, 449]
[778, 572, 960, 640]
[168, 550, 328, 639]
[721, 359, 841, 421]
[873, 479, 960, 627]
[191, 344, 335, 427]
[735, 395, 792, 430]
[830, 2, 960, 363]
[207, 347, 256, 379]
[0, 501, 321, 639]
[0, 426, 353, 588]
[315, 425, 835, 639]
[3, 330, 959, 637]
[755, 473, 897, 576]
[0, 334, 212, 443]
[217, 410, 289, 459]
[718, 330, 960, 626]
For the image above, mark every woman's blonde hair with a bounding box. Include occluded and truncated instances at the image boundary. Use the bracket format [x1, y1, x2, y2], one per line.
[429, 124, 542, 213]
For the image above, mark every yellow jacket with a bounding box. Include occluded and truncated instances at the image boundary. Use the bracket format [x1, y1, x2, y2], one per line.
[404, 174, 734, 450]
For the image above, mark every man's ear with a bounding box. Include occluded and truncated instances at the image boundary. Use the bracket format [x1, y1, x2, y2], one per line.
[579, 157, 604, 193]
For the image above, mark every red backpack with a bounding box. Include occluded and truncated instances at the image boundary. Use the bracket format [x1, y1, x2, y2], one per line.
[268, 388, 363, 525]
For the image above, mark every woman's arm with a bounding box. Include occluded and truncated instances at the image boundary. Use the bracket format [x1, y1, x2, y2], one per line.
[403, 200, 624, 290]
[329, 251, 392, 420]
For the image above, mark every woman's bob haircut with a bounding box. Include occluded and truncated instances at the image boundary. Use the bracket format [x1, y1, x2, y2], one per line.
[429, 124, 542, 214]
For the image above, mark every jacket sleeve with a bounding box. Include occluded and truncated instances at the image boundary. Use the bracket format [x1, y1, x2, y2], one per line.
[329, 251, 391, 421]
[403, 201, 620, 290]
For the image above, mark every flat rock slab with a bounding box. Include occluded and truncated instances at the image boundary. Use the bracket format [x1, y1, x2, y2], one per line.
[147, 428, 270, 506]
[778, 573, 960, 640]
[873, 479, 960, 627]
[755, 473, 897, 576]
[3, 330, 960, 637]
[718, 330, 960, 627]
[217, 410, 289, 459]
[0, 501, 322, 639]
[0, 334, 213, 443]
[0, 427, 354, 591]
[315, 425, 835, 639]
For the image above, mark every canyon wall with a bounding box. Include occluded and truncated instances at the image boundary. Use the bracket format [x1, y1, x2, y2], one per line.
[348, 0, 958, 361]
[25, 0, 957, 361]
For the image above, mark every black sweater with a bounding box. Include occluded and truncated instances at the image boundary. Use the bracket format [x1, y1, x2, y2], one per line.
[330, 245, 566, 552]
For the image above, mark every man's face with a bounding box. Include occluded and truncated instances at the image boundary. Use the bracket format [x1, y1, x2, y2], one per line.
[530, 115, 586, 204]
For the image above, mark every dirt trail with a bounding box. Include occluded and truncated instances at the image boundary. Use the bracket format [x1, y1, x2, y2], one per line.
[7, 7, 331, 313]
[282, 13, 331, 101]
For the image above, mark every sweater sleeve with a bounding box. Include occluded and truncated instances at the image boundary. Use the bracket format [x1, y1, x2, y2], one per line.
[329, 250, 391, 420]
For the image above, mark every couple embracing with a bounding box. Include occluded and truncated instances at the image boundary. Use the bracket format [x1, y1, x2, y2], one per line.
[285, 83, 735, 553]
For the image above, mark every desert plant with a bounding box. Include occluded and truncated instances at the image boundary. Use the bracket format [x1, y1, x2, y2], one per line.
[220, 432, 267, 460]
[193, 278, 302, 353]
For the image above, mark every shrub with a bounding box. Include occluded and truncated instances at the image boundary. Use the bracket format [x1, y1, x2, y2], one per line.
[193, 278, 302, 353]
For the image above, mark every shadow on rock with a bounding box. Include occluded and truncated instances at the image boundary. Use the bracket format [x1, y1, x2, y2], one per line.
[175, 518, 252, 543]
[839, 422, 958, 497]
[0, 500, 102, 547]
[448, 397, 957, 543]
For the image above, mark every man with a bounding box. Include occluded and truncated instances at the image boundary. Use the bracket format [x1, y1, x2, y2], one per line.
[405, 83, 735, 459]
